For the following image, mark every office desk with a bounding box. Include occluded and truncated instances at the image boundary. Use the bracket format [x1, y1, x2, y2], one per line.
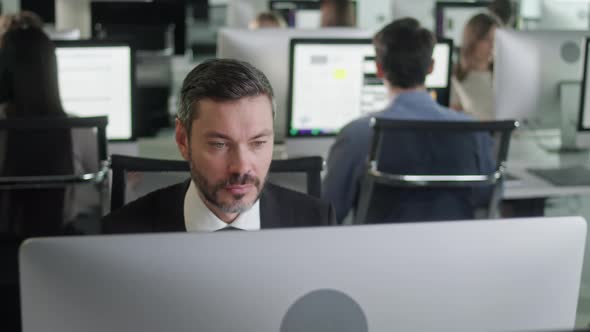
[503, 129, 590, 216]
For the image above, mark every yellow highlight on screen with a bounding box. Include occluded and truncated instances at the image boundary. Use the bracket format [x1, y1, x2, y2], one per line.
[333, 68, 348, 80]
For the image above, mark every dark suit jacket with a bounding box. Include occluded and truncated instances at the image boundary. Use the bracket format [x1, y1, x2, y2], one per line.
[102, 180, 335, 233]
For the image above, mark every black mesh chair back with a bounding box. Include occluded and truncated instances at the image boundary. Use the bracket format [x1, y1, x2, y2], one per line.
[355, 118, 518, 224]
[0, 116, 108, 237]
[109, 154, 324, 212]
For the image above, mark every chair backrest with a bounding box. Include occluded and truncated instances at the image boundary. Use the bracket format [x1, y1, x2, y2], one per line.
[109, 154, 324, 212]
[355, 118, 519, 224]
[0, 116, 109, 237]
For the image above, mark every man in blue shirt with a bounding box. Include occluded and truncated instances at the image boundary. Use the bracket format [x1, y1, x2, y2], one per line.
[322, 17, 495, 224]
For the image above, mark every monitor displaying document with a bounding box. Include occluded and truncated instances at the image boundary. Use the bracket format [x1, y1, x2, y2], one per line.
[287, 38, 452, 137]
[55, 41, 134, 140]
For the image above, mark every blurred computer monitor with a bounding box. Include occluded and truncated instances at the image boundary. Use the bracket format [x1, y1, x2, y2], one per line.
[577, 37, 590, 147]
[435, 1, 491, 48]
[287, 37, 452, 138]
[90, 1, 186, 55]
[217, 28, 372, 143]
[19, 217, 586, 331]
[495, 29, 587, 129]
[55, 40, 134, 141]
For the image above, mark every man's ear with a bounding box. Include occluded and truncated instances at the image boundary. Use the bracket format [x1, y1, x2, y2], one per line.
[376, 61, 385, 79]
[427, 58, 434, 75]
[175, 118, 190, 161]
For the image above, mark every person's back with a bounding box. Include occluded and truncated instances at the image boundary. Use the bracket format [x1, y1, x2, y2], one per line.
[0, 26, 74, 237]
[322, 18, 494, 224]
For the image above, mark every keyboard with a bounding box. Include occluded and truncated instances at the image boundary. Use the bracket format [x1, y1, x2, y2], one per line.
[527, 166, 590, 186]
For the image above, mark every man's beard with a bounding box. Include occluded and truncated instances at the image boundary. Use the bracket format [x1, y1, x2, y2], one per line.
[189, 160, 265, 214]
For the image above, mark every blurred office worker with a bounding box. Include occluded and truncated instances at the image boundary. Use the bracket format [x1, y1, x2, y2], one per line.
[450, 13, 499, 120]
[102, 59, 335, 233]
[249, 11, 286, 29]
[320, 0, 355, 27]
[322, 18, 495, 224]
[0, 21, 97, 236]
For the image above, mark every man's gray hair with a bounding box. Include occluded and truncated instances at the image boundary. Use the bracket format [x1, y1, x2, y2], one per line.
[178, 58, 276, 133]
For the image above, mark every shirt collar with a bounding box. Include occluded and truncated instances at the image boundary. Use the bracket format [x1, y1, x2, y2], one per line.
[183, 180, 261, 232]
[391, 90, 438, 108]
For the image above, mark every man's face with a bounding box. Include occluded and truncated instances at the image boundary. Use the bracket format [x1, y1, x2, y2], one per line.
[176, 95, 274, 220]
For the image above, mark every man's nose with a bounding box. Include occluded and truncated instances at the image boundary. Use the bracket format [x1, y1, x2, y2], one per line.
[228, 145, 252, 175]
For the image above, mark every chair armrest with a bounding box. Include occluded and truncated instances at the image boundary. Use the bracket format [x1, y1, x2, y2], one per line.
[0, 162, 110, 190]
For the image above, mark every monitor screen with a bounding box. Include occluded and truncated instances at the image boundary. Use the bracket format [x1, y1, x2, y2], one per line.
[287, 38, 452, 137]
[579, 38, 590, 132]
[55, 41, 134, 141]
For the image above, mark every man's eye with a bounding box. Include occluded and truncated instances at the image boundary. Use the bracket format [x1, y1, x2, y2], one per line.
[209, 142, 226, 149]
[250, 141, 266, 148]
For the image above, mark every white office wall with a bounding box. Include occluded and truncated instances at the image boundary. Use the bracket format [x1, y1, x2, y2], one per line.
[391, 0, 437, 32]
[357, 0, 393, 31]
[1, 0, 19, 14]
[55, 0, 91, 38]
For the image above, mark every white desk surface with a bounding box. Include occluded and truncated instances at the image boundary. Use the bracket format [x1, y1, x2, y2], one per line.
[504, 129, 590, 200]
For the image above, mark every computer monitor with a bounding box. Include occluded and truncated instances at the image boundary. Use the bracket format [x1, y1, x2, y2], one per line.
[578, 37, 590, 147]
[495, 29, 588, 129]
[435, 1, 491, 48]
[90, 1, 186, 55]
[55, 41, 135, 141]
[287, 38, 453, 137]
[19, 217, 586, 331]
[217, 28, 372, 143]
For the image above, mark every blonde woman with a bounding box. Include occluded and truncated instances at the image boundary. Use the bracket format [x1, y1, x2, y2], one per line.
[450, 13, 499, 120]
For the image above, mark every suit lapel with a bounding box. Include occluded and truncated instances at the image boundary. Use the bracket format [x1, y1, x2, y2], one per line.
[260, 183, 288, 229]
[156, 179, 190, 232]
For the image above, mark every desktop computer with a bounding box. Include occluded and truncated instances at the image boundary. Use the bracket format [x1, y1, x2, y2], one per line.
[19, 217, 586, 331]
[55, 40, 135, 141]
[285, 37, 452, 158]
[216, 28, 372, 145]
[494, 29, 587, 137]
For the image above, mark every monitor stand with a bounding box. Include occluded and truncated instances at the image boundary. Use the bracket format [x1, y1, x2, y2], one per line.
[558, 81, 588, 152]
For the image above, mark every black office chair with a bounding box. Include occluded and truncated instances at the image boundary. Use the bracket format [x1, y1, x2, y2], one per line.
[0, 116, 108, 332]
[0, 116, 109, 236]
[109, 154, 324, 211]
[355, 118, 519, 224]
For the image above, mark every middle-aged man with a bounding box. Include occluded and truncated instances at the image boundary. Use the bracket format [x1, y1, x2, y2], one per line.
[322, 17, 495, 224]
[103, 59, 335, 233]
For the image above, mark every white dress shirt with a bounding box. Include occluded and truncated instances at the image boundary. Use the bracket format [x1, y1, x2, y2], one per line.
[183, 180, 261, 232]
